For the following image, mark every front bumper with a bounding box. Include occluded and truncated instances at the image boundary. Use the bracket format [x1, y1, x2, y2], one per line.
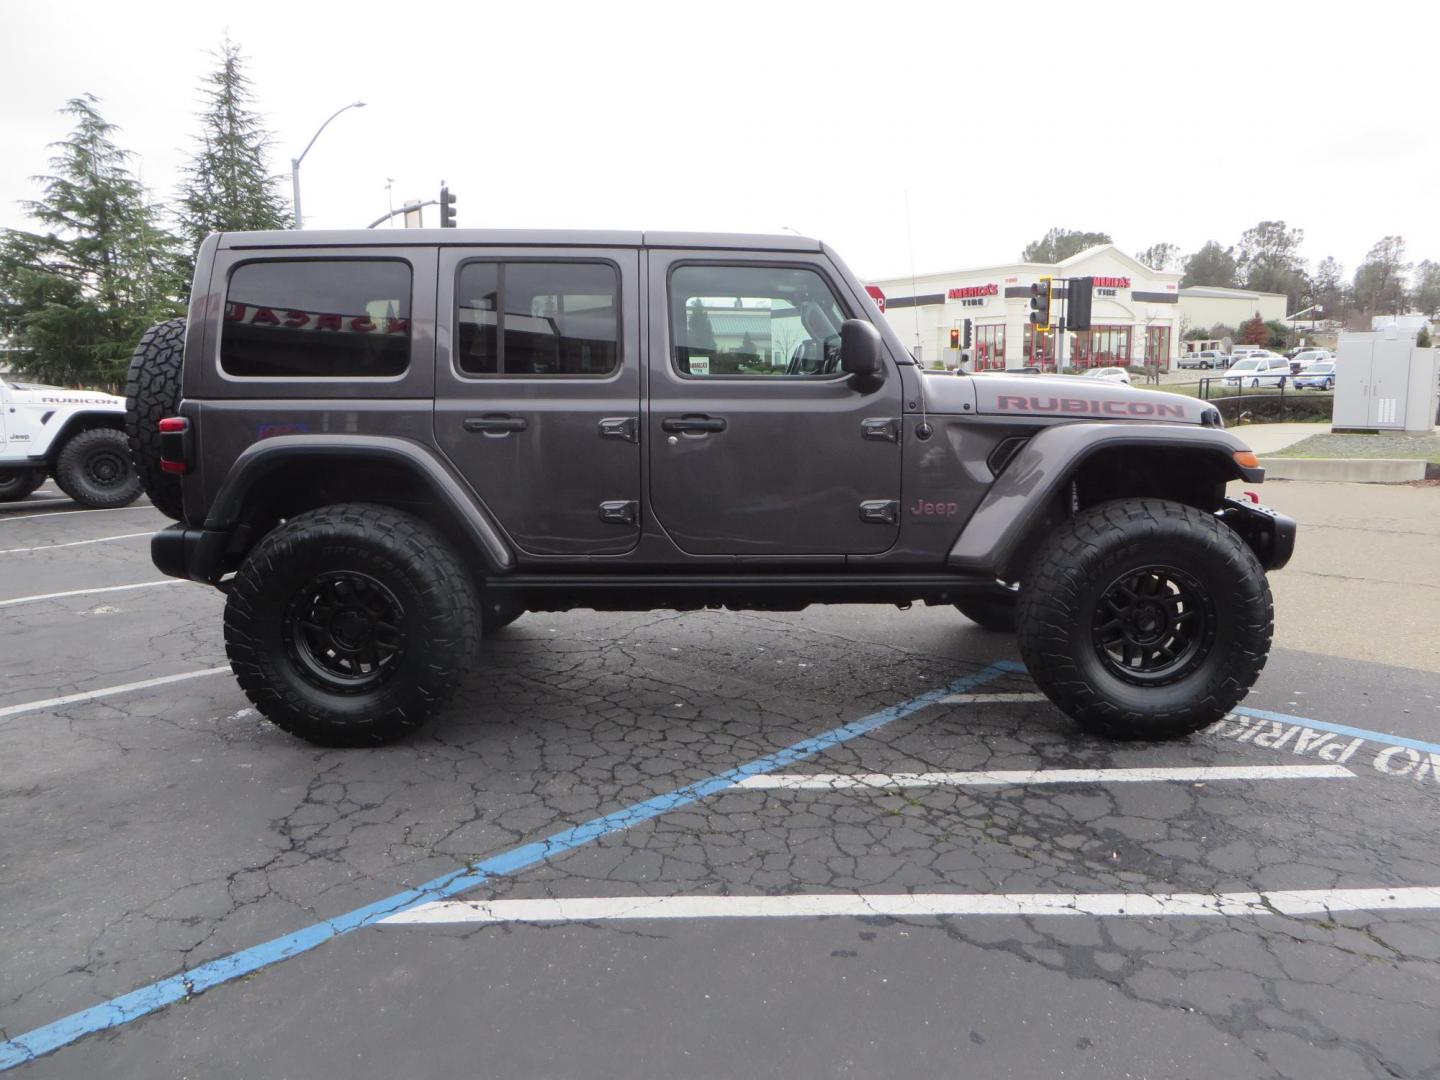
[1216, 497, 1297, 571]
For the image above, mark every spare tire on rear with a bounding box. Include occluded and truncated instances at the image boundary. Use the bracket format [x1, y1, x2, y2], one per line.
[124, 317, 186, 520]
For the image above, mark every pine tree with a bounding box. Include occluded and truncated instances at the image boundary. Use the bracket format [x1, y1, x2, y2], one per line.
[177, 37, 290, 262]
[0, 96, 184, 386]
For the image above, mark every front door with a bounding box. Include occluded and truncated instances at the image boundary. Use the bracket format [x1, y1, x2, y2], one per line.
[647, 254, 903, 557]
[434, 248, 642, 556]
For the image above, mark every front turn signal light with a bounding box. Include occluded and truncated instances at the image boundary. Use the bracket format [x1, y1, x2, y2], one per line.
[1233, 450, 1261, 470]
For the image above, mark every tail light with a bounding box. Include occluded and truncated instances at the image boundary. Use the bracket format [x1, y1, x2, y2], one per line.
[158, 417, 192, 475]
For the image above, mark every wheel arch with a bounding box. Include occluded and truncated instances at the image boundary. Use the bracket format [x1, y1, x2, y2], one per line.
[42, 411, 126, 465]
[192, 435, 514, 582]
[947, 422, 1262, 581]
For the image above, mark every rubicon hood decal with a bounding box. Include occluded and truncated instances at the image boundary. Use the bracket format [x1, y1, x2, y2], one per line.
[959, 373, 1203, 424]
[995, 394, 1186, 419]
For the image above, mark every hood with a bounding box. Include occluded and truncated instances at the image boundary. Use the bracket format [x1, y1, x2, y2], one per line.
[948, 371, 1212, 424]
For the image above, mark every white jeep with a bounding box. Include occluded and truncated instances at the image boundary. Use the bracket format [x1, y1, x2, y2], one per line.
[0, 375, 141, 507]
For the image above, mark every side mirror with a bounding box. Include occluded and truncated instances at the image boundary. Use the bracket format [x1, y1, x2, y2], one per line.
[840, 319, 884, 382]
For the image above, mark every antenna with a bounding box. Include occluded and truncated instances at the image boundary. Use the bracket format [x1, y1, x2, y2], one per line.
[904, 191, 933, 438]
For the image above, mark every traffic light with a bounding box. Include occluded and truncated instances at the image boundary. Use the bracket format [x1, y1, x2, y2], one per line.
[439, 184, 457, 228]
[963, 318, 973, 348]
[1029, 277, 1052, 331]
[949, 327, 961, 349]
[1068, 276, 1094, 331]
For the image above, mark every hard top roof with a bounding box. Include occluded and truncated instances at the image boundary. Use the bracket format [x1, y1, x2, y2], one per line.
[218, 229, 822, 252]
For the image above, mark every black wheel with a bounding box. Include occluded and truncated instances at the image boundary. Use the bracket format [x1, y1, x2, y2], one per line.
[224, 504, 481, 747]
[53, 428, 141, 509]
[955, 593, 1017, 632]
[1324, 379, 1333, 391]
[1250, 377, 1260, 388]
[0, 468, 45, 503]
[124, 317, 186, 520]
[481, 595, 525, 635]
[1016, 498, 1273, 740]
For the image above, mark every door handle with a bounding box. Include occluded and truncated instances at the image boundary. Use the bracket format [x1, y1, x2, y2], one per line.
[661, 415, 727, 434]
[464, 415, 528, 434]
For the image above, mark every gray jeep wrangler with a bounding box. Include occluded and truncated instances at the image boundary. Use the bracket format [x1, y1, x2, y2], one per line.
[126, 229, 1294, 747]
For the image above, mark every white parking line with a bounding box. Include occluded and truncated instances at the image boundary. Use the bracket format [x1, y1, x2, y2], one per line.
[0, 531, 152, 556]
[736, 764, 1353, 790]
[939, 692, 1048, 704]
[382, 886, 1440, 925]
[0, 580, 183, 609]
[0, 505, 155, 524]
[0, 667, 229, 721]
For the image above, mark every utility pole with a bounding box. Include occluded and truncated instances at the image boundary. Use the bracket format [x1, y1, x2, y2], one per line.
[290, 101, 366, 229]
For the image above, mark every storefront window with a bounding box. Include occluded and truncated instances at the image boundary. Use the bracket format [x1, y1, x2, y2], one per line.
[1145, 326, 1171, 372]
[973, 323, 1005, 370]
[1070, 325, 1132, 369]
[1023, 325, 1056, 370]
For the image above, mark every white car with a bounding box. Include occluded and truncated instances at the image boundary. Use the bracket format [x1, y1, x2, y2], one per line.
[1222, 353, 1290, 388]
[0, 376, 141, 507]
[1082, 366, 1132, 385]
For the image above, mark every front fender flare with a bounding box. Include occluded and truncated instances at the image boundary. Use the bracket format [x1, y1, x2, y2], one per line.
[947, 421, 1262, 579]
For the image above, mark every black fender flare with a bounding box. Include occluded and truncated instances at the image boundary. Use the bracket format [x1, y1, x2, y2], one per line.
[946, 422, 1264, 579]
[39, 410, 126, 465]
[156, 435, 515, 584]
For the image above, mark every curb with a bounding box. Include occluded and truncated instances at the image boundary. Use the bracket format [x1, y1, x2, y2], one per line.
[1259, 457, 1429, 483]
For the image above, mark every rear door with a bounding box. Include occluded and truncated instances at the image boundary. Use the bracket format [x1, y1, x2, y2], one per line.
[645, 251, 903, 557]
[434, 247, 642, 556]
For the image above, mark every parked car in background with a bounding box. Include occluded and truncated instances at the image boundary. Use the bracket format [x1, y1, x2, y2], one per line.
[1286, 348, 1334, 374]
[1293, 361, 1336, 390]
[1082, 366, 1132, 385]
[1223, 352, 1290, 388]
[1178, 349, 1226, 370]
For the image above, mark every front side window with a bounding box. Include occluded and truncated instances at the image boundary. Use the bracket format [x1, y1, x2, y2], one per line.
[669, 264, 849, 377]
[222, 260, 411, 378]
[455, 261, 619, 377]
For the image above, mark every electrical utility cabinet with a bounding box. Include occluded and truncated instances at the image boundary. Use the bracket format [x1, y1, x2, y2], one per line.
[1333, 331, 1438, 431]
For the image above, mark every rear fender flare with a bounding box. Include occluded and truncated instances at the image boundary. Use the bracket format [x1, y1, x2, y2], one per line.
[202, 435, 515, 577]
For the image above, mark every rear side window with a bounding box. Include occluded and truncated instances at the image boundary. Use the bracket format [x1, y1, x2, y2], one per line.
[222, 260, 412, 378]
[455, 261, 619, 377]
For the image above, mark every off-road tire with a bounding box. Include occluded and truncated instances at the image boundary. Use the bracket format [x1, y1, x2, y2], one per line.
[124, 317, 186, 520]
[53, 428, 142, 509]
[955, 593, 1017, 633]
[0, 468, 45, 502]
[481, 595, 525, 635]
[224, 504, 481, 747]
[1016, 498, 1272, 741]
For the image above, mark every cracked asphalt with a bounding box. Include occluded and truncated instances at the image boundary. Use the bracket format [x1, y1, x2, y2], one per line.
[2, 479, 1439, 1079]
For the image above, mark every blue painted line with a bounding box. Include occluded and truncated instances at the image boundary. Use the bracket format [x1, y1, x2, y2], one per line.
[1234, 706, 1440, 757]
[0, 662, 1013, 1070]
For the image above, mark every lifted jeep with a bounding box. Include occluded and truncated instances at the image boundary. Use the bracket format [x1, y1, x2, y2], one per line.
[127, 229, 1294, 747]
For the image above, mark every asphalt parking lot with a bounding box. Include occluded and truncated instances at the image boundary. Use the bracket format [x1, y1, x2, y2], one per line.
[2, 479, 1439, 1079]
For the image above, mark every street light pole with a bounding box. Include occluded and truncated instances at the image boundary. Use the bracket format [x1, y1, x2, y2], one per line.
[290, 100, 367, 229]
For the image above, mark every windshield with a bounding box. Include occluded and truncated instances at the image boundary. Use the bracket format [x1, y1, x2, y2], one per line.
[1230, 359, 1260, 371]
[1302, 363, 1334, 373]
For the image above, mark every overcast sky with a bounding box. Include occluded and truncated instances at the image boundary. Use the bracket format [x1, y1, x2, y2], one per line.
[2, 0, 1436, 286]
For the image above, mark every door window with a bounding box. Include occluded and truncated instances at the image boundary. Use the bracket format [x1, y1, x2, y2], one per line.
[669, 265, 849, 377]
[455, 261, 619, 377]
